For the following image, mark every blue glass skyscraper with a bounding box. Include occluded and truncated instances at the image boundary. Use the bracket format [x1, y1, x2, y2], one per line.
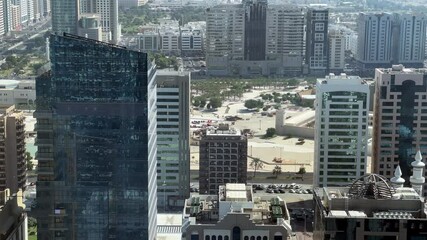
[34, 34, 157, 240]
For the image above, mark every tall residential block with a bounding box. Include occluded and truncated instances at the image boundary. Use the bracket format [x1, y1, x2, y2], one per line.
[0, 189, 27, 240]
[314, 74, 370, 187]
[156, 71, 190, 210]
[328, 29, 346, 73]
[357, 13, 427, 70]
[373, 65, 427, 195]
[80, 0, 120, 43]
[357, 13, 394, 69]
[306, 8, 329, 75]
[51, 0, 79, 34]
[35, 34, 157, 239]
[397, 14, 427, 68]
[0, 105, 26, 194]
[206, 1, 305, 76]
[0, 0, 4, 35]
[199, 124, 247, 194]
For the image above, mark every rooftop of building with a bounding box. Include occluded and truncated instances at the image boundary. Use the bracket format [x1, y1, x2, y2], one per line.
[205, 124, 242, 136]
[377, 65, 427, 74]
[317, 73, 368, 86]
[157, 213, 182, 240]
[184, 184, 291, 226]
[314, 174, 426, 220]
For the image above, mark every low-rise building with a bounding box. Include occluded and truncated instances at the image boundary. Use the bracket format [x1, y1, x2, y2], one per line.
[0, 80, 35, 108]
[182, 183, 292, 240]
[314, 174, 427, 240]
[0, 188, 27, 240]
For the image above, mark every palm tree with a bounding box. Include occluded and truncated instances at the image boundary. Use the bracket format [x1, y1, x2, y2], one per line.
[250, 158, 264, 178]
[297, 166, 306, 180]
[273, 165, 282, 178]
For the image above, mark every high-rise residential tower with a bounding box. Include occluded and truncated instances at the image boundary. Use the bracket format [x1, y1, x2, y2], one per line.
[396, 14, 427, 68]
[306, 8, 329, 76]
[156, 71, 190, 210]
[51, 0, 79, 34]
[35, 34, 157, 239]
[373, 65, 427, 195]
[357, 13, 394, 69]
[0, 105, 26, 194]
[206, 2, 305, 76]
[328, 29, 346, 73]
[314, 74, 370, 187]
[199, 124, 248, 194]
[0, 0, 5, 35]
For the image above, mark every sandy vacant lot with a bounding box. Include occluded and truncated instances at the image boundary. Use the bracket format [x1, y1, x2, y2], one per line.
[190, 89, 315, 173]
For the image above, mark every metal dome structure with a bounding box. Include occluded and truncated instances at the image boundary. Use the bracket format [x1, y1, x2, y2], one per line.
[348, 174, 396, 200]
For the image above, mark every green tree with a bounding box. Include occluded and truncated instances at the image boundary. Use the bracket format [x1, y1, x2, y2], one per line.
[273, 165, 282, 178]
[297, 166, 306, 180]
[244, 99, 263, 109]
[192, 96, 201, 107]
[250, 158, 264, 177]
[25, 152, 33, 171]
[265, 128, 276, 138]
[209, 97, 222, 109]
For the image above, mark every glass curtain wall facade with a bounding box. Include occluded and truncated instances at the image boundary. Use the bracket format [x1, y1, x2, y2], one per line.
[314, 75, 370, 187]
[51, 0, 79, 34]
[35, 34, 157, 240]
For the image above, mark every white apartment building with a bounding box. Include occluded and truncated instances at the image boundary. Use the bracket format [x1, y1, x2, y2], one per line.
[159, 26, 180, 54]
[180, 22, 205, 55]
[397, 14, 426, 67]
[0, 0, 5, 35]
[314, 73, 370, 187]
[0, 80, 35, 107]
[357, 13, 394, 68]
[156, 71, 190, 210]
[10, 4, 20, 31]
[329, 29, 346, 72]
[345, 31, 357, 54]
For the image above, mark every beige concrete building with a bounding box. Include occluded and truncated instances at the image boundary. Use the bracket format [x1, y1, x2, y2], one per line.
[373, 65, 427, 194]
[0, 188, 27, 240]
[0, 105, 26, 194]
[182, 184, 292, 240]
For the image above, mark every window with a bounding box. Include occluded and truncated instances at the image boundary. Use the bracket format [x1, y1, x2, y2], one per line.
[315, 33, 324, 41]
[315, 23, 324, 31]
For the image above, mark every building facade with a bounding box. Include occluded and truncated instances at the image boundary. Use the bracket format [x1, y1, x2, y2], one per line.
[373, 65, 427, 195]
[314, 174, 427, 240]
[206, 2, 306, 76]
[357, 13, 427, 71]
[314, 74, 370, 187]
[0, 105, 26, 194]
[0, 189, 27, 240]
[396, 14, 427, 68]
[77, 13, 102, 41]
[328, 29, 346, 73]
[156, 71, 190, 210]
[182, 184, 292, 240]
[199, 124, 247, 194]
[34, 34, 157, 240]
[51, 0, 79, 34]
[118, 0, 147, 8]
[306, 8, 329, 76]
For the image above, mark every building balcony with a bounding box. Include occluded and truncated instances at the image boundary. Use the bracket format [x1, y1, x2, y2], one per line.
[35, 152, 54, 159]
[33, 110, 52, 118]
[34, 123, 53, 131]
[37, 167, 54, 174]
[35, 138, 54, 146]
